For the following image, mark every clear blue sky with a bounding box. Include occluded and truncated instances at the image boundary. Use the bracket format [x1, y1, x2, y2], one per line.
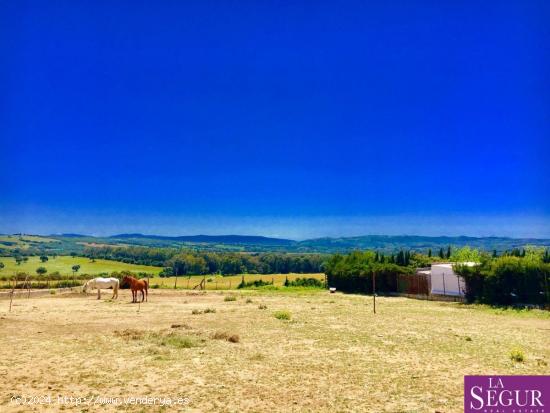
[1, 1, 549, 239]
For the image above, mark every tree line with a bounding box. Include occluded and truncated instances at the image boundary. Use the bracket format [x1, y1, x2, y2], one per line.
[324, 247, 550, 306]
[82, 245, 325, 275]
[454, 248, 550, 306]
[324, 250, 417, 294]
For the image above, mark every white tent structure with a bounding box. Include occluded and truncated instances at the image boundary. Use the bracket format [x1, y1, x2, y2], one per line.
[429, 262, 476, 297]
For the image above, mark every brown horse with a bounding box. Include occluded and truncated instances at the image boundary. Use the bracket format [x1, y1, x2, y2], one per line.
[122, 275, 148, 303]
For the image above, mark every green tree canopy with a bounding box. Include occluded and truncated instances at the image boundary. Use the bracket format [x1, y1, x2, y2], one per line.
[36, 266, 47, 276]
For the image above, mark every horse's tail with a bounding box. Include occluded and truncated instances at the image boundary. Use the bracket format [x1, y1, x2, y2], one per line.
[144, 279, 149, 290]
[113, 279, 119, 295]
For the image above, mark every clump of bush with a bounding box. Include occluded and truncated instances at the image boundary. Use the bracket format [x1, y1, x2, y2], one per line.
[224, 295, 237, 302]
[114, 329, 146, 341]
[238, 279, 273, 289]
[204, 307, 216, 313]
[171, 323, 192, 330]
[246, 298, 253, 303]
[191, 309, 202, 315]
[456, 254, 550, 306]
[510, 348, 525, 363]
[274, 310, 291, 320]
[258, 304, 267, 310]
[212, 331, 240, 343]
[325, 251, 414, 294]
[160, 333, 201, 349]
[284, 277, 324, 288]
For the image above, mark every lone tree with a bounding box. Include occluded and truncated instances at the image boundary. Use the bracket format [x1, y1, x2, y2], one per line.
[0, 262, 4, 271]
[15, 256, 23, 265]
[40, 255, 49, 263]
[36, 266, 47, 277]
[446, 246, 452, 259]
[71, 264, 81, 287]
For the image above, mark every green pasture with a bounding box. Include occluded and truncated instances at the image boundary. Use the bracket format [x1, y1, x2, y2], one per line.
[0, 255, 162, 277]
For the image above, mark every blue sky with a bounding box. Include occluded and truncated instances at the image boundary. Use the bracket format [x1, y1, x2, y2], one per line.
[1, 1, 549, 239]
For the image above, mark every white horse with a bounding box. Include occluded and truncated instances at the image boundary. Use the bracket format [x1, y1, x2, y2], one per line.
[83, 277, 119, 300]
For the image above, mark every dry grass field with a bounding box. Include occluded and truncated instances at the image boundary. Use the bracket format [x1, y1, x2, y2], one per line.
[1, 289, 548, 412]
[149, 273, 325, 290]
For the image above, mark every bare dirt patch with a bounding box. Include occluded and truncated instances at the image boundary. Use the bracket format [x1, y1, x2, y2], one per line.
[0, 289, 548, 412]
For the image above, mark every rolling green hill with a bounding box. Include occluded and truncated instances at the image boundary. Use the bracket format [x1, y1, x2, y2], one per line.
[1, 233, 549, 255]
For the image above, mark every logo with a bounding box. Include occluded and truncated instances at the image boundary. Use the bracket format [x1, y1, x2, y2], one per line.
[465, 376, 549, 413]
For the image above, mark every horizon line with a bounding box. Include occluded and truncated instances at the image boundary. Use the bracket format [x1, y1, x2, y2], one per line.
[3, 232, 550, 242]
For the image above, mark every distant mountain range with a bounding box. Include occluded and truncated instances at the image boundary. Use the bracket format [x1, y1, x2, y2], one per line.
[2, 233, 549, 255]
[109, 233, 294, 245]
[52, 233, 550, 253]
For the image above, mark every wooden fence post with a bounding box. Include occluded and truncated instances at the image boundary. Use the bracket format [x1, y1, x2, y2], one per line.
[372, 271, 376, 314]
[9, 273, 18, 312]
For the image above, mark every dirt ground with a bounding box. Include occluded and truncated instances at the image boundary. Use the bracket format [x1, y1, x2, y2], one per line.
[0, 289, 548, 412]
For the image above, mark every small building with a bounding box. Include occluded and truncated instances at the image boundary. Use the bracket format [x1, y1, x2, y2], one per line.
[429, 262, 476, 297]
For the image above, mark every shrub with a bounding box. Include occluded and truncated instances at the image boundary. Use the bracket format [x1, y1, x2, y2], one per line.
[212, 331, 240, 343]
[510, 348, 525, 362]
[274, 310, 291, 320]
[203, 307, 216, 313]
[171, 323, 192, 329]
[238, 279, 273, 289]
[212, 331, 229, 340]
[246, 298, 253, 303]
[114, 329, 146, 341]
[258, 304, 267, 310]
[191, 309, 202, 315]
[325, 251, 414, 294]
[285, 277, 324, 288]
[457, 256, 550, 306]
[159, 267, 173, 277]
[161, 334, 200, 349]
[224, 295, 237, 302]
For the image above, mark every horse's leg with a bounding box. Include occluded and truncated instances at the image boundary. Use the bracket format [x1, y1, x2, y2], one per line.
[132, 289, 136, 303]
[141, 289, 145, 302]
[97, 289, 101, 300]
[145, 286, 148, 302]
